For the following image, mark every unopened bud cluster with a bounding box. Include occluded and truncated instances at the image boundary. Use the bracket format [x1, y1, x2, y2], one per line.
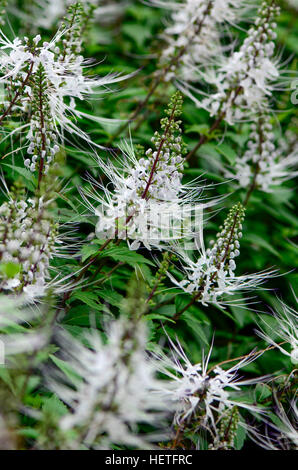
[143, 91, 186, 201]
[209, 407, 240, 450]
[25, 64, 59, 173]
[61, 2, 85, 58]
[208, 202, 245, 276]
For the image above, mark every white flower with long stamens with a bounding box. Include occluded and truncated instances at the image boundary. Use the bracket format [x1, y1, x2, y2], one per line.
[256, 297, 298, 364]
[0, 26, 134, 173]
[181, 2, 284, 124]
[48, 318, 171, 449]
[150, 0, 249, 82]
[157, 337, 267, 430]
[82, 92, 212, 250]
[168, 203, 277, 306]
[248, 399, 298, 450]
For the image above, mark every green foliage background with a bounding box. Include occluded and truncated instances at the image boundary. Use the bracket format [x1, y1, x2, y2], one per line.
[0, 0, 297, 449]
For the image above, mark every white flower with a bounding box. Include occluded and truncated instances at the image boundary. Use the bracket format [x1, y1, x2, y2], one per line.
[18, 0, 123, 30]
[157, 337, 267, 430]
[48, 318, 171, 449]
[82, 93, 213, 251]
[168, 203, 277, 307]
[150, 0, 249, 82]
[181, 2, 283, 124]
[256, 296, 298, 365]
[82, 146, 210, 251]
[0, 30, 134, 172]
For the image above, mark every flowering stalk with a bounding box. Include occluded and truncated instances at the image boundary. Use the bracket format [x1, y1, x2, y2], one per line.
[83, 91, 201, 252]
[146, 252, 174, 304]
[0, 12, 132, 176]
[0, 183, 59, 300]
[26, 63, 59, 186]
[109, 0, 252, 143]
[157, 338, 267, 449]
[208, 406, 240, 450]
[172, 203, 246, 318]
[153, 0, 250, 83]
[46, 316, 170, 449]
[60, 2, 96, 59]
[185, 0, 281, 161]
[107, 0, 217, 143]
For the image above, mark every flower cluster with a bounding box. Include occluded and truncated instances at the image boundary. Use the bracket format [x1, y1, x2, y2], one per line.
[0, 11, 129, 176]
[198, 2, 281, 124]
[170, 203, 276, 306]
[50, 318, 170, 449]
[157, 338, 265, 431]
[152, 0, 247, 82]
[85, 92, 202, 250]
[25, 63, 59, 175]
[18, 0, 97, 31]
[0, 0, 296, 453]
[229, 113, 298, 192]
[0, 187, 58, 300]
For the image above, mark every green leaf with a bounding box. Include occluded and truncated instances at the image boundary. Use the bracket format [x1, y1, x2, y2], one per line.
[97, 288, 122, 307]
[42, 395, 68, 417]
[70, 291, 103, 311]
[1, 164, 37, 190]
[234, 417, 246, 450]
[101, 246, 155, 267]
[80, 244, 99, 263]
[216, 143, 237, 165]
[145, 313, 175, 323]
[122, 24, 152, 48]
[243, 233, 281, 258]
[181, 311, 209, 345]
[185, 124, 209, 135]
